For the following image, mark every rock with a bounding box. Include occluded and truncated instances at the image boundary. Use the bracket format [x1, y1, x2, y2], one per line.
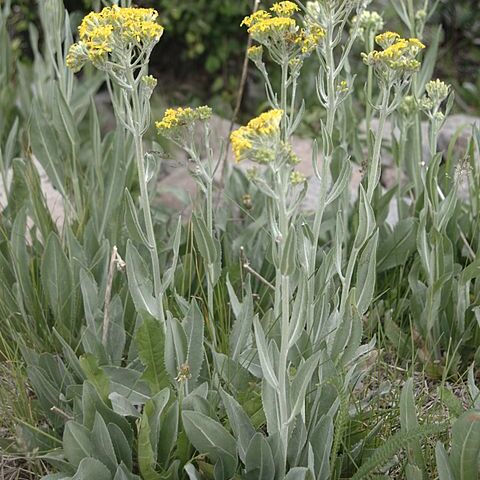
[438, 114, 479, 156]
[0, 157, 64, 237]
[156, 114, 363, 212]
[3, 113, 476, 227]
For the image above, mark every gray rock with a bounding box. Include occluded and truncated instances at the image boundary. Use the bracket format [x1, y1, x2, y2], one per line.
[437, 114, 479, 156]
[3, 114, 477, 228]
[156, 114, 363, 212]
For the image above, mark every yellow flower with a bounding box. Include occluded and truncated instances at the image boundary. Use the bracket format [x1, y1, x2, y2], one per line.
[248, 16, 297, 37]
[241, 6, 323, 62]
[67, 5, 164, 72]
[337, 80, 348, 93]
[375, 31, 400, 48]
[270, 1, 300, 17]
[363, 32, 425, 74]
[156, 106, 212, 133]
[247, 109, 283, 135]
[230, 110, 283, 163]
[247, 45, 263, 62]
[230, 133, 254, 161]
[241, 10, 272, 28]
[408, 38, 426, 50]
[295, 25, 326, 54]
[66, 42, 88, 72]
[290, 171, 306, 185]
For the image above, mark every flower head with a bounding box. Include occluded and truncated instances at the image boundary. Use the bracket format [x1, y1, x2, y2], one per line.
[399, 95, 418, 118]
[425, 79, 450, 105]
[156, 106, 212, 135]
[247, 45, 264, 63]
[420, 79, 451, 123]
[270, 1, 300, 17]
[352, 10, 384, 38]
[230, 110, 283, 163]
[67, 5, 164, 72]
[362, 32, 425, 78]
[290, 171, 307, 185]
[242, 4, 325, 64]
[375, 31, 400, 48]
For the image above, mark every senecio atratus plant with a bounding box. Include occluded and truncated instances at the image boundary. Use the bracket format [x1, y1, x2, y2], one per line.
[2, 0, 478, 479]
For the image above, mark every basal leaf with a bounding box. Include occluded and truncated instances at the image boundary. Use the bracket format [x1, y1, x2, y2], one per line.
[135, 316, 169, 393]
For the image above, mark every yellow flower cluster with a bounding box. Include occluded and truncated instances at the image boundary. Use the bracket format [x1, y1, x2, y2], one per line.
[362, 32, 425, 73]
[375, 31, 400, 48]
[241, 2, 325, 61]
[155, 106, 212, 133]
[230, 110, 283, 163]
[241, 10, 272, 28]
[67, 5, 164, 72]
[295, 25, 326, 54]
[270, 1, 300, 17]
[290, 171, 306, 185]
[247, 45, 264, 63]
[248, 16, 297, 37]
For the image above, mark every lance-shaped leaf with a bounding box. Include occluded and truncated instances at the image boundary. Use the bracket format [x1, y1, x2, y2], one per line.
[450, 410, 480, 480]
[125, 242, 160, 320]
[182, 410, 238, 474]
[72, 458, 111, 480]
[79, 268, 99, 332]
[467, 364, 480, 409]
[220, 388, 256, 463]
[253, 317, 279, 390]
[284, 468, 315, 480]
[79, 353, 110, 403]
[108, 392, 141, 418]
[161, 216, 182, 293]
[356, 230, 378, 315]
[165, 314, 187, 381]
[229, 278, 254, 361]
[192, 213, 217, 265]
[326, 155, 352, 206]
[63, 421, 93, 468]
[280, 225, 297, 276]
[287, 352, 321, 423]
[135, 316, 169, 393]
[183, 299, 205, 387]
[311, 415, 333, 479]
[52, 84, 79, 153]
[41, 232, 75, 337]
[354, 185, 376, 250]
[377, 218, 418, 273]
[137, 389, 170, 480]
[137, 409, 161, 480]
[245, 433, 275, 480]
[124, 190, 149, 246]
[435, 442, 455, 480]
[30, 102, 69, 202]
[91, 412, 118, 474]
[400, 378, 425, 473]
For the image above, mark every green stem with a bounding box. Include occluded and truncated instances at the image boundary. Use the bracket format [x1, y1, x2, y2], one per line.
[340, 248, 358, 312]
[308, 23, 337, 330]
[281, 61, 289, 142]
[397, 124, 409, 218]
[410, 73, 423, 198]
[278, 273, 290, 469]
[206, 177, 217, 350]
[365, 31, 375, 149]
[130, 84, 165, 328]
[366, 85, 390, 203]
[276, 176, 290, 473]
[70, 147, 83, 222]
